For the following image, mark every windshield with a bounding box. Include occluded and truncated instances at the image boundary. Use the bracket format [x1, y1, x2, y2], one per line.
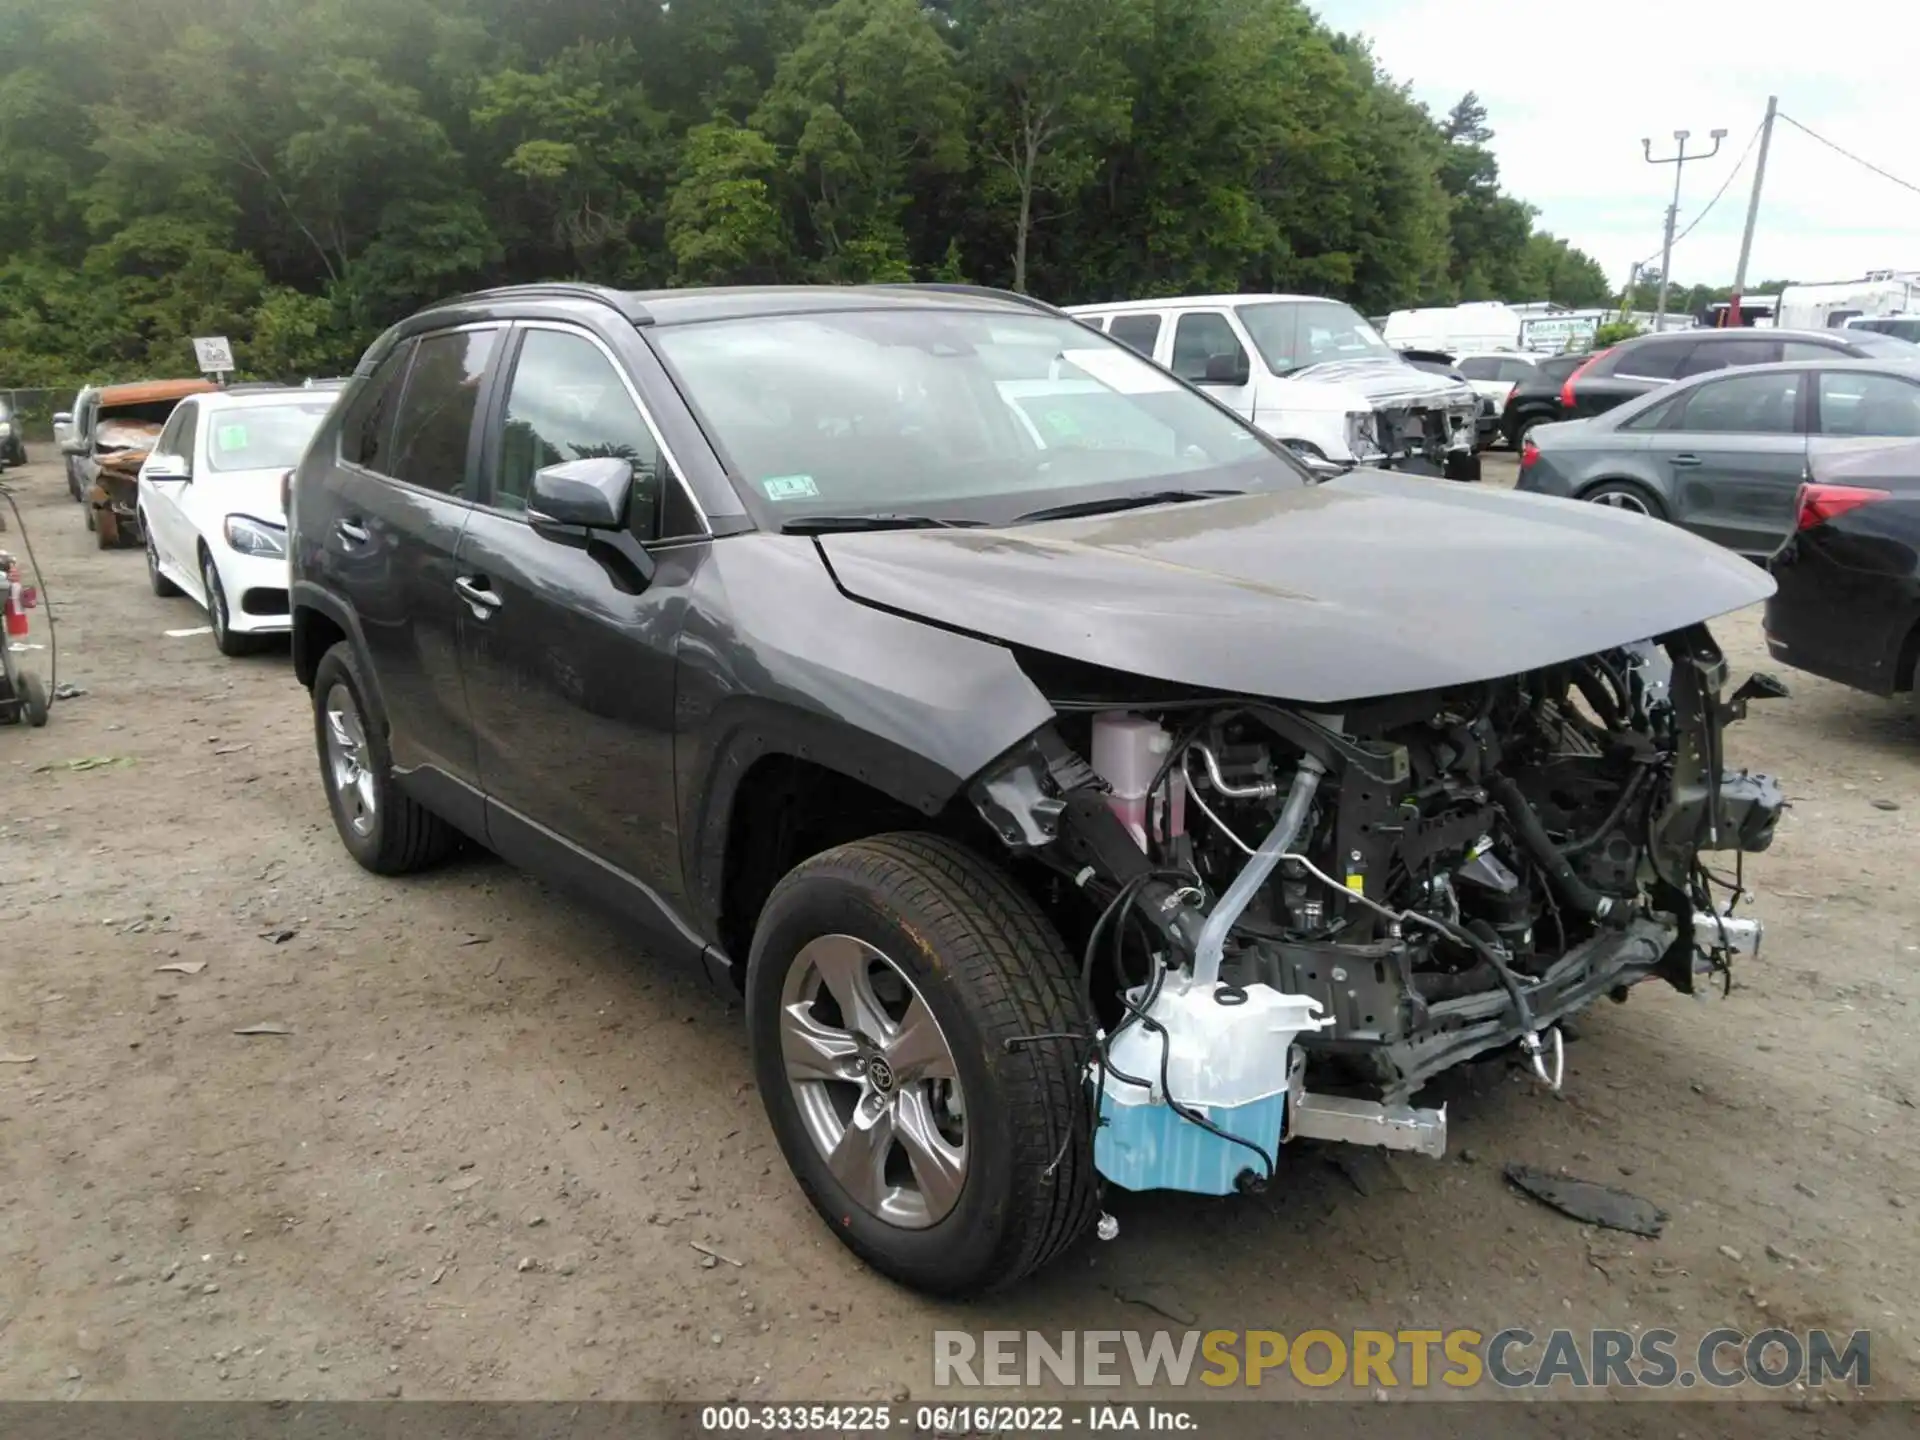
[1235, 300, 1398, 374]
[205, 401, 332, 473]
[652, 308, 1300, 525]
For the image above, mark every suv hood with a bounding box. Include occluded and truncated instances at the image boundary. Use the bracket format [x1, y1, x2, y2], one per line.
[1288, 358, 1475, 408]
[816, 472, 1772, 704]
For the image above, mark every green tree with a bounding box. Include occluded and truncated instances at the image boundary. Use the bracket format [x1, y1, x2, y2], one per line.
[667, 119, 790, 284]
[755, 0, 969, 279]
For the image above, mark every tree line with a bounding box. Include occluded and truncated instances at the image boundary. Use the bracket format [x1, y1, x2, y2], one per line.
[0, 0, 1619, 387]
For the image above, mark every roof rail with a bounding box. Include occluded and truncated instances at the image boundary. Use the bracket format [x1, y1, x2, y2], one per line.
[441, 282, 654, 325]
[860, 282, 1067, 317]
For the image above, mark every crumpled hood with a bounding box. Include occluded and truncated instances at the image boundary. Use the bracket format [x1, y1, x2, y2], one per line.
[1289, 358, 1475, 409]
[816, 472, 1773, 704]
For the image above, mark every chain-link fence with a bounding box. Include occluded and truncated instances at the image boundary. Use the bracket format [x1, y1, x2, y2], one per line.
[2, 387, 71, 444]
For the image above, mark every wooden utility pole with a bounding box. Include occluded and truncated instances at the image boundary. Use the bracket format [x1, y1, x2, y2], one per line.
[1724, 96, 1779, 327]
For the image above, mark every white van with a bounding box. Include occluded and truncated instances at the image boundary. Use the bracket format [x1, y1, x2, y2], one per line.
[1066, 294, 1481, 478]
[1383, 301, 1524, 355]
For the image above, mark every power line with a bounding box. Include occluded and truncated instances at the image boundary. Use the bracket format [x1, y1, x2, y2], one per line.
[1777, 112, 1920, 198]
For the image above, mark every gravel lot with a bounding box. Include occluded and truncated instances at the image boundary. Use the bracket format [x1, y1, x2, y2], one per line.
[2, 448, 1916, 1409]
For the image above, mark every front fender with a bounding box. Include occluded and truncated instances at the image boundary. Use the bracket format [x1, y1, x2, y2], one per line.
[673, 534, 1056, 930]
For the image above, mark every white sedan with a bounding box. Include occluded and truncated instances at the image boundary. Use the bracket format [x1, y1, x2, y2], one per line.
[137, 387, 337, 655]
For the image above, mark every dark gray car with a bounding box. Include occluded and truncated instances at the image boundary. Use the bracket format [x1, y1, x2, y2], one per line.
[1516, 358, 1920, 557]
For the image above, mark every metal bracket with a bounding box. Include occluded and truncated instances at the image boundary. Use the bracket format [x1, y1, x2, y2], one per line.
[1692, 911, 1763, 959]
[1287, 1091, 1448, 1158]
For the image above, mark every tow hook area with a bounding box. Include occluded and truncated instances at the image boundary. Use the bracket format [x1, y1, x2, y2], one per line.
[1692, 910, 1764, 958]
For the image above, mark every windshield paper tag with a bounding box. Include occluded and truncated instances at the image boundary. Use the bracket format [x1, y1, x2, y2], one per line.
[761, 474, 819, 501]
[216, 424, 249, 451]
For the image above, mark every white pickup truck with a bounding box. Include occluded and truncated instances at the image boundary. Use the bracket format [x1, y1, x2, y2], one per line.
[1066, 293, 1482, 479]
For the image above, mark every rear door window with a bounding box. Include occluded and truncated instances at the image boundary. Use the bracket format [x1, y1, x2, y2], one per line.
[1674, 371, 1802, 433]
[1676, 338, 1780, 377]
[1816, 371, 1920, 437]
[388, 328, 501, 497]
[1782, 340, 1847, 363]
[1107, 313, 1164, 358]
[1499, 358, 1538, 383]
[1610, 341, 1692, 380]
[1457, 357, 1502, 381]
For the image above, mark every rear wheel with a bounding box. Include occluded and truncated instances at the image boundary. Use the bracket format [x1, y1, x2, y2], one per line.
[310, 641, 455, 874]
[1582, 479, 1668, 521]
[746, 833, 1098, 1296]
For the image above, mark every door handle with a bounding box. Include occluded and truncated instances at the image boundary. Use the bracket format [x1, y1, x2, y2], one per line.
[335, 519, 370, 545]
[1669, 454, 1703, 468]
[454, 576, 502, 617]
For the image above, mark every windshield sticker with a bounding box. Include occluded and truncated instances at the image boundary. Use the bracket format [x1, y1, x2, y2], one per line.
[761, 474, 820, 501]
[216, 424, 250, 451]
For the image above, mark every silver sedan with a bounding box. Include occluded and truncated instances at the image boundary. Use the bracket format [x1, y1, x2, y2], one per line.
[1515, 357, 1920, 557]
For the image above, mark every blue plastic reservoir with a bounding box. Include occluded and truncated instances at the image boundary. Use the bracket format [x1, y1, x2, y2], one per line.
[1094, 1090, 1287, 1196]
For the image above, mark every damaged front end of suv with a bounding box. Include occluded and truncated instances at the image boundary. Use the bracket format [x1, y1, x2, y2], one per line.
[965, 626, 1783, 1196]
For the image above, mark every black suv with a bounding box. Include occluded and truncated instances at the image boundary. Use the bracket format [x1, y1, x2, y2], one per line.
[289, 283, 1781, 1295]
[1562, 326, 1918, 421]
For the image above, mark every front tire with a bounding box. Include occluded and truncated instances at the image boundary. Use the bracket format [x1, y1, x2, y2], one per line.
[18, 672, 48, 727]
[146, 522, 181, 597]
[202, 551, 262, 656]
[310, 641, 455, 874]
[1582, 479, 1668, 521]
[746, 833, 1098, 1296]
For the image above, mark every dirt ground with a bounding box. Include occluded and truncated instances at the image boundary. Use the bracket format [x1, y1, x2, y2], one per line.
[1, 446, 1917, 1409]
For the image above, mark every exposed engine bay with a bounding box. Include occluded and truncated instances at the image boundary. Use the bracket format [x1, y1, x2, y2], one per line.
[971, 624, 1785, 1194]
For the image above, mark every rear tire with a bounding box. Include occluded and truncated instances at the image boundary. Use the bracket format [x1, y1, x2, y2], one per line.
[310, 640, 455, 874]
[1582, 479, 1668, 521]
[746, 833, 1098, 1296]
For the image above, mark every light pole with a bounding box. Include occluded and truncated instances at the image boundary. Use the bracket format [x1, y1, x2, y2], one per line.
[1643, 127, 1727, 328]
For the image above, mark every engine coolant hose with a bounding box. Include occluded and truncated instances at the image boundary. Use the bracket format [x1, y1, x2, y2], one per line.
[1486, 773, 1627, 927]
[1192, 754, 1327, 988]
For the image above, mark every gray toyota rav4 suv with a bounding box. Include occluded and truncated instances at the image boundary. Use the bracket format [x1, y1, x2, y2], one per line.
[289, 282, 1783, 1294]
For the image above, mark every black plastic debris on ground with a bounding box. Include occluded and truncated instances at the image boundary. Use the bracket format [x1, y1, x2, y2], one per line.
[1505, 1163, 1669, 1237]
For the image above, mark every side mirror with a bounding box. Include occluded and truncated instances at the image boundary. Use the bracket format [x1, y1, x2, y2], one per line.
[528, 457, 632, 530]
[145, 454, 191, 483]
[1203, 351, 1251, 386]
[52, 412, 71, 427]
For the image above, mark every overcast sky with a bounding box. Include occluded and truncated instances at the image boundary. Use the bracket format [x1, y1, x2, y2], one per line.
[1318, 0, 1920, 292]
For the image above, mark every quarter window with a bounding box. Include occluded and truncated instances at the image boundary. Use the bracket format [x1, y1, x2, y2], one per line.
[495, 329, 673, 538]
[1816, 371, 1920, 438]
[341, 341, 416, 473]
[1107, 314, 1164, 358]
[1610, 342, 1691, 380]
[389, 329, 500, 497]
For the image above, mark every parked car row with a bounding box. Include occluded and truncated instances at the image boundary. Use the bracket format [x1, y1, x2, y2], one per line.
[53, 377, 343, 653]
[1512, 324, 1920, 704]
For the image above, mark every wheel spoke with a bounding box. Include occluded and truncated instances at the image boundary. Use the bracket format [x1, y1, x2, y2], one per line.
[782, 1003, 861, 1084]
[806, 936, 893, 1043]
[893, 1088, 966, 1222]
[826, 1096, 895, 1213]
[884, 995, 956, 1083]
